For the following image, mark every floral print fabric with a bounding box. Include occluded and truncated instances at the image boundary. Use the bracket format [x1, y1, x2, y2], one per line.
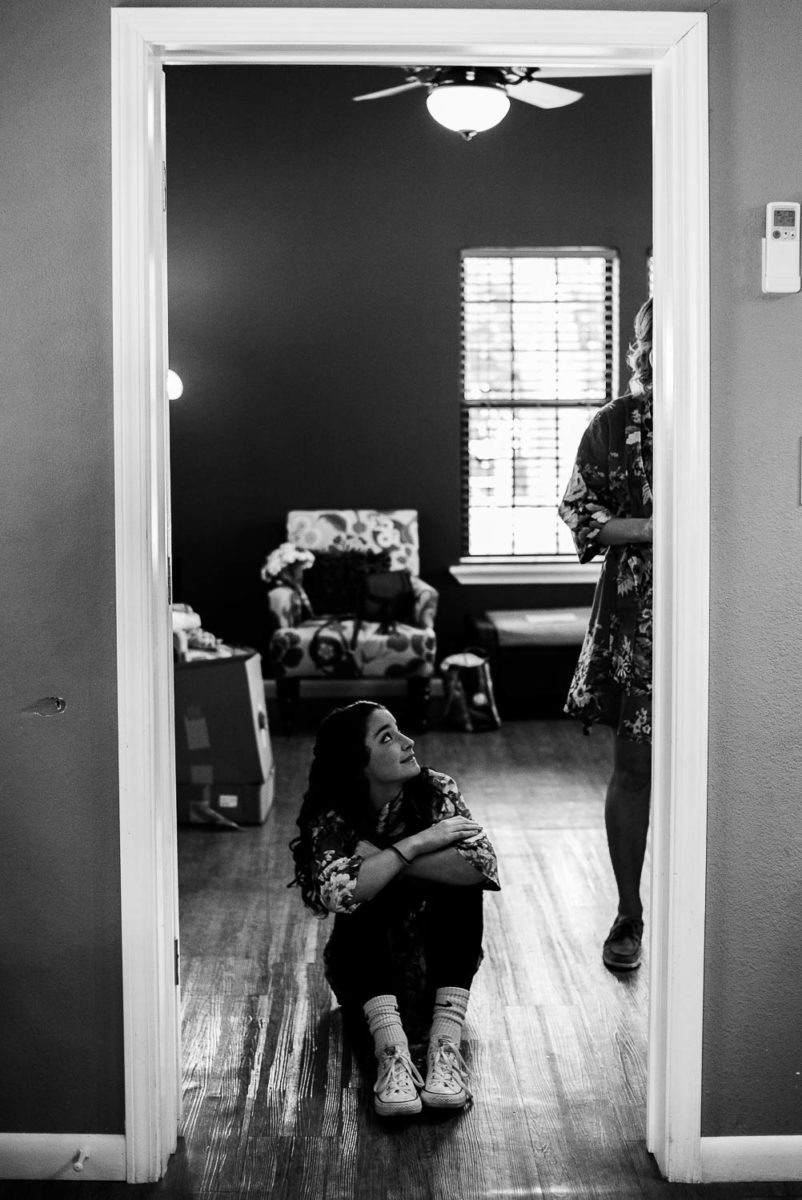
[266, 584, 313, 631]
[306, 768, 500, 1040]
[269, 617, 437, 679]
[558, 391, 653, 743]
[268, 509, 438, 679]
[287, 509, 421, 575]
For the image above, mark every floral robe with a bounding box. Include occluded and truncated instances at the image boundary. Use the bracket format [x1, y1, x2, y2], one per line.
[558, 391, 653, 744]
[306, 768, 500, 1042]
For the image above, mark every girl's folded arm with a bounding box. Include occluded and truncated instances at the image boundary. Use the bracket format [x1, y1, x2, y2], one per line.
[400, 847, 486, 886]
[410, 770, 501, 890]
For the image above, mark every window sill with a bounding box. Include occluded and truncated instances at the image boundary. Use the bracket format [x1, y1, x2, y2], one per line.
[449, 558, 601, 586]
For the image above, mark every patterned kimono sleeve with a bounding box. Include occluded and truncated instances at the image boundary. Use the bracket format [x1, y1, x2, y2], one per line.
[427, 770, 500, 891]
[309, 812, 365, 914]
[558, 409, 615, 564]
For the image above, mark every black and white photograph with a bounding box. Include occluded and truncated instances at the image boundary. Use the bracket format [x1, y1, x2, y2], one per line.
[2, 4, 801, 1198]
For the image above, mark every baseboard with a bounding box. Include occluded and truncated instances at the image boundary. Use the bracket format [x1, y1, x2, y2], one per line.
[700, 1136, 802, 1182]
[0, 1133, 126, 1181]
[264, 678, 443, 699]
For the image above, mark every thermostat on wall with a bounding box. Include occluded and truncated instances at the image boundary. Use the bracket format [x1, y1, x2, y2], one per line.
[762, 202, 801, 293]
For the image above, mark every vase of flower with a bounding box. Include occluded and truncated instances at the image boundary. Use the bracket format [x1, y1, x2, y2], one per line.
[261, 542, 315, 626]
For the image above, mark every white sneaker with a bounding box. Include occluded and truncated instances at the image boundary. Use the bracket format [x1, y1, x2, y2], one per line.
[373, 1046, 424, 1117]
[421, 1038, 471, 1109]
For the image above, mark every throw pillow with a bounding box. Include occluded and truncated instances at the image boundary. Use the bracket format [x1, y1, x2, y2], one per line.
[304, 548, 391, 615]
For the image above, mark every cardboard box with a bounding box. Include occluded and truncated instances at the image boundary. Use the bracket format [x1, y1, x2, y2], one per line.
[174, 651, 272, 784]
[176, 770, 275, 826]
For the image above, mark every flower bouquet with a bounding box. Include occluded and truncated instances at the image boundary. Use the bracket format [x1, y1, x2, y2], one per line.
[261, 542, 315, 587]
[261, 542, 315, 625]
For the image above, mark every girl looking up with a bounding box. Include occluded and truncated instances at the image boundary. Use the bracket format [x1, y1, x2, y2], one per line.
[290, 701, 500, 1117]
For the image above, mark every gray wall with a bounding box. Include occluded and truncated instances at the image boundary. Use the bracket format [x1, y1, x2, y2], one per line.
[703, 0, 802, 1136]
[1, 0, 124, 1133]
[1, 0, 800, 1145]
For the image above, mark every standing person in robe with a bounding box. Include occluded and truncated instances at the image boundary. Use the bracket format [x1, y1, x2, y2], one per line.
[559, 298, 653, 971]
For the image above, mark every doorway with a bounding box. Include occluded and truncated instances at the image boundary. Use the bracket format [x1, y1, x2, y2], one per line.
[111, 8, 710, 1184]
[166, 61, 650, 1193]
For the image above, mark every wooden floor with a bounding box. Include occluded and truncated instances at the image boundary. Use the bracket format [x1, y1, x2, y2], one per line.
[6, 716, 802, 1199]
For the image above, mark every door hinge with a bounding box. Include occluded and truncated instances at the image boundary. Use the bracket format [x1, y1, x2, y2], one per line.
[162, 161, 167, 213]
[174, 938, 180, 987]
[167, 555, 173, 605]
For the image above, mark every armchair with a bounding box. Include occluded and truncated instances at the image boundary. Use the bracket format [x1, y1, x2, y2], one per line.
[266, 509, 438, 729]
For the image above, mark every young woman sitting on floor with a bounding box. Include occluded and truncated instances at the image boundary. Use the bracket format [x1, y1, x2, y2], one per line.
[289, 700, 500, 1117]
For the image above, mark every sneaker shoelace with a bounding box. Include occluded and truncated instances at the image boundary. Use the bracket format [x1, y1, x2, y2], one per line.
[426, 1039, 472, 1098]
[374, 1047, 424, 1099]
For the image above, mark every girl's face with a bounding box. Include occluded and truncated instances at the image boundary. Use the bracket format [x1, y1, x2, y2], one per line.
[362, 708, 419, 789]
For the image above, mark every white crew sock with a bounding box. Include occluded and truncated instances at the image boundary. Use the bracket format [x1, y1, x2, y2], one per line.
[363, 994, 408, 1056]
[429, 986, 470, 1047]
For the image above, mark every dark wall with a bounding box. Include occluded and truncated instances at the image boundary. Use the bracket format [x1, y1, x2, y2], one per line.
[166, 66, 652, 659]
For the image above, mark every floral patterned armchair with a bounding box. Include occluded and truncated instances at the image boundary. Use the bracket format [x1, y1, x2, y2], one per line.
[265, 510, 438, 730]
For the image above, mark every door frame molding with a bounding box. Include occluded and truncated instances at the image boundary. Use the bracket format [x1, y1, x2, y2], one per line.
[111, 7, 710, 1183]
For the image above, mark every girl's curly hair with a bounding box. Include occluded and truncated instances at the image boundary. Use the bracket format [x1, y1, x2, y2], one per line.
[288, 701, 383, 915]
[626, 297, 653, 397]
[288, 700, 433, 916]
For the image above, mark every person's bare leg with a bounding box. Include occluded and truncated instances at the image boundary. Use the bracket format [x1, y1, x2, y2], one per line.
[604, 734, 652, 920]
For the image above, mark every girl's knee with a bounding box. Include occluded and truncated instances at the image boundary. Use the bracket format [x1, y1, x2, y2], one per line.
[424, 883, 484, 919]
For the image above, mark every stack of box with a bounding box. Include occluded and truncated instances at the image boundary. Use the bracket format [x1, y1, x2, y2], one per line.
[174, 650, 274, 825]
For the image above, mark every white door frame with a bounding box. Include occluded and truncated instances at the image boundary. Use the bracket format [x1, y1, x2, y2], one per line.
[111, 7, 710, 1184]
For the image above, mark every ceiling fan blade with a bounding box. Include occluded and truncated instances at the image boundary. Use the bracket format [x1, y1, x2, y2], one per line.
[507, 79, 584, 109]
[352, 80, 425, 102]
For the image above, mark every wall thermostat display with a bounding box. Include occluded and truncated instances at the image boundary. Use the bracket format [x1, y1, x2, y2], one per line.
[772, 208, 796, 231]
[762, 201, 801, 293]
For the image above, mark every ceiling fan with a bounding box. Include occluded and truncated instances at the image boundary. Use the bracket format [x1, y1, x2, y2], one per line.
[352, 66, 584, 140]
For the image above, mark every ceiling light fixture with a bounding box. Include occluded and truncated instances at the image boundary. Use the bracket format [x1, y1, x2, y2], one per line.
[353, 66, 583, 141]
[425, 70, 511, 140]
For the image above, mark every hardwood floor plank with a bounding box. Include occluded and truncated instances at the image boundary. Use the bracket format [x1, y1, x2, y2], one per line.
[7, 720, 802, 1200]
[168, 719, 799, 1200]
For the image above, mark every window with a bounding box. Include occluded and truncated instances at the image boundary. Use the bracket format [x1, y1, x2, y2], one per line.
[461, 248, 619, 559]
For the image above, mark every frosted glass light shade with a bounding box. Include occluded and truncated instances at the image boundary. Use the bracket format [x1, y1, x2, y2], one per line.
[167, 369, 184, 400]
[426, 85, 510, 137]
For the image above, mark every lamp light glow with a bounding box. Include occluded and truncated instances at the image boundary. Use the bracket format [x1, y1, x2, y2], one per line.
[426, 84, 510, 139]
[167, 369, 184, 400]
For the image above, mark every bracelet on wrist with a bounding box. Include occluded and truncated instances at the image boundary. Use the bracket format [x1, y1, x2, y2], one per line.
[389, 844, 411, 866]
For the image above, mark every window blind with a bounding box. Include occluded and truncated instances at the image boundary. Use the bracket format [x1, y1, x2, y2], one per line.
[461, 248, 619, 558]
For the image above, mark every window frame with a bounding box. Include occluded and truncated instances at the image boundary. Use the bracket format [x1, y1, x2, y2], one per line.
[456, 245, 618, 579]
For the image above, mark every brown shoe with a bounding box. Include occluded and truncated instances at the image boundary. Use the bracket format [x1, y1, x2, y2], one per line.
[603, 915, 644, 971]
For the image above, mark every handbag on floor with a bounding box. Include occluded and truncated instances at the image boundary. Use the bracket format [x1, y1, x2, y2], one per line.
[440, 650, 501, 732]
